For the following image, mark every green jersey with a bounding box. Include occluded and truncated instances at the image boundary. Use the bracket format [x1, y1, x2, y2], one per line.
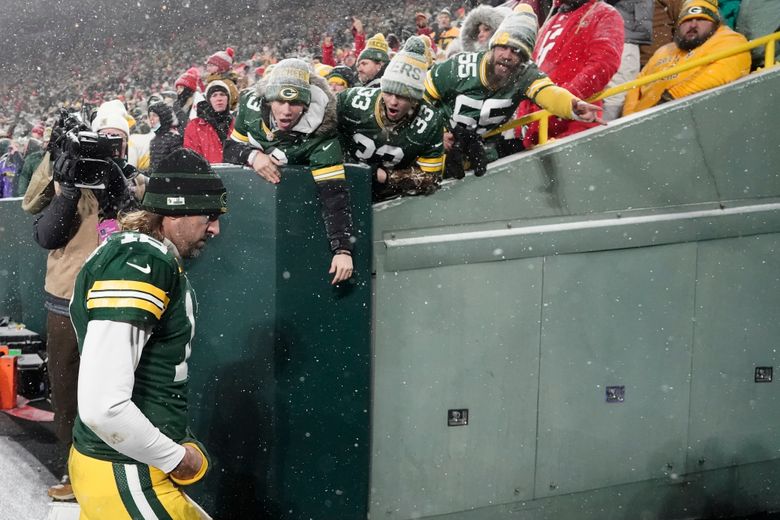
[336, 87, 445, 176]
[230, 89, 345, 182]
[424, 51, 550, 135]
[70, 231, 194, 463]
[225, 88, 353, 252]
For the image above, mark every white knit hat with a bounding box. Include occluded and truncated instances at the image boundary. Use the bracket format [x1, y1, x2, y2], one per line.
[380, 36, 428, 101]
[488, 4, 538, 59]
[91, 99, 130, 137]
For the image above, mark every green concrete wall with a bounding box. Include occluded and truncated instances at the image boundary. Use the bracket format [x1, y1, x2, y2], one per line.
[0, 165, 373, 520]
[370, 68, 780, 520]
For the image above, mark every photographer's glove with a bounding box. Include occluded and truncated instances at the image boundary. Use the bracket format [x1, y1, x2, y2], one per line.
[97, 161, 138, 221]
[52, 155, 80, 201]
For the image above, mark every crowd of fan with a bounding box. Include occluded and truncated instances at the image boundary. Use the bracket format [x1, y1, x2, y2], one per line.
[0, 0, 778, 199]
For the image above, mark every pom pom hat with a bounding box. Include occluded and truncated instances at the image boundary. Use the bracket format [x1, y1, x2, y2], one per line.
[358, 34, 390, 63]
[381, 37, 429, 101]
[264, 59, 312, 106]
[207, 47, 235, 73]
[488, 4, 539, 59]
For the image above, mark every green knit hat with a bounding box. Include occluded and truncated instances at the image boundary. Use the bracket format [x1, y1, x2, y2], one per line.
[488, 4, 538, 59]
[381, 37, 428, 101]
[264, 58, 312, 106]
[358, 33, 390, 63]
[141, 149, 227, 216]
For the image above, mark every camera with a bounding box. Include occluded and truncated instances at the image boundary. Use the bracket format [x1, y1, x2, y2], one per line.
[51, 109, 123, 189]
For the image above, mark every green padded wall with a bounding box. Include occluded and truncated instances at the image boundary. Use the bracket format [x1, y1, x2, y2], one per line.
[370, 68, 780, 520]
[0, 197, 47, 333]
[0, 164, 373, 520]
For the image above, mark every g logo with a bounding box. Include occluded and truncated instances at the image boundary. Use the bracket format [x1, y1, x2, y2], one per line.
[495, 32, 510, 46]
[688, 6, 703, 14]
[220, 191, 228, 209]
[279, 87, 299, 100]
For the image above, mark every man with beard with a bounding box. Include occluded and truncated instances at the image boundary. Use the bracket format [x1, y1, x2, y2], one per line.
[68, 149, 225, 519]
[425, 5, 604, 179]
[623, 0, 750, 115]
[223, 59, 354, 285]
[184, 79, 236, 164]
[357, 33, 390, 88]
[337, 37, 446, 202]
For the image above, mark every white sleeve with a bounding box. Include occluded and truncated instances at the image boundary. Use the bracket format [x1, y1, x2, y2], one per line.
[77, 319, 186, 473]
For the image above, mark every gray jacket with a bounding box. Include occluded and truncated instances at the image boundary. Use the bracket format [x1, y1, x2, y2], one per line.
[607, 0, 653, 45]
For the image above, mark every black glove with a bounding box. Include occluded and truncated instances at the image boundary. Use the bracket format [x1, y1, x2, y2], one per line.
[52, 154, 80, 201]
[445, 128, 466, 179]
[448, 125, 486, 179]
[96, 161, 137, 221]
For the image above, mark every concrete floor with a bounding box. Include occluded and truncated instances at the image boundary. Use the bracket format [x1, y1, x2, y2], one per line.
[0, 402, 74, 520]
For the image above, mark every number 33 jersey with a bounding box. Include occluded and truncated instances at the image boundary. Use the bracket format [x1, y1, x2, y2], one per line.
[337, 87, 445, 175]
[424, 51, 551, 135]
[70, 231, 195, 463]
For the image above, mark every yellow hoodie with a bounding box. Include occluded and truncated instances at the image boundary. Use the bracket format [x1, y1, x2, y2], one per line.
[624, 24, 750, 115]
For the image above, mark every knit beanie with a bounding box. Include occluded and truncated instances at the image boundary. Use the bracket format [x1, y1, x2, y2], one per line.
[141, 149, 227, 216]
[91, 99, 131, 137]
[326, 65, 357, 88]
[314, 63, 334, 78]
[148, 101, 178, 131]
[205, 79, 238, 108]
[207, 47, 235, 73]
[264, 59, 312, 106]
[488, 4, 538, 59]
[175, 67, 203, 92]
[418, 34, 435, 66]
[358, 33, 390, 63]
[380, 37, 428, 101]
[678, 0, 720, 25]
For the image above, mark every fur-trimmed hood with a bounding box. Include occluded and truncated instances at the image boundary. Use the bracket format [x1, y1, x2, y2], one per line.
[254, 73, 338, 137]
[447, 5, 513, 56]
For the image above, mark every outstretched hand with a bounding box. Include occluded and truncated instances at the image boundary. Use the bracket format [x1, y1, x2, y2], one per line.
[572, 99, 605, 125]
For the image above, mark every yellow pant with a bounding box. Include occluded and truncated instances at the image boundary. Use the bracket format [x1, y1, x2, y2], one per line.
[69, 446, 211, 520]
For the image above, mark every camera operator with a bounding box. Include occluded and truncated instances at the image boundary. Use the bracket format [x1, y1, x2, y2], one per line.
[27, 99, 140, 501]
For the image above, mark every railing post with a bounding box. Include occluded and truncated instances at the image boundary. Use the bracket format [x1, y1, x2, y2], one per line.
[539, 115, 549, 145]
[766, 40, 776, 68]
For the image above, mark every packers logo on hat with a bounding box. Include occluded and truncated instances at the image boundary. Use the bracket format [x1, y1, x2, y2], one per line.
[495, 32, 510, 46]
[279, 87, 300, 100]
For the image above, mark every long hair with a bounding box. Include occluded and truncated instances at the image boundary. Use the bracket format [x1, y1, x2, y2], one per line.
[118, 209, 164, 241]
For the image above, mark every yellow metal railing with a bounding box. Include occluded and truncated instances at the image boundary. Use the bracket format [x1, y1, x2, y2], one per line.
[483, 31, 780, 143]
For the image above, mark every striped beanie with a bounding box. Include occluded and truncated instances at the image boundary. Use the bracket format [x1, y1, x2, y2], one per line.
[678, 0, 720, 25]
[488, 3, 538, 59]
[359, 33, 390, 63]
[141, 149, 227, 216]
[380, 37, 428, 101]
[207, 47, 235, 73]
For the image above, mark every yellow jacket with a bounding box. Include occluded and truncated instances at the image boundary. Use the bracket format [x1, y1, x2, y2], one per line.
[624, 25, 750, 115]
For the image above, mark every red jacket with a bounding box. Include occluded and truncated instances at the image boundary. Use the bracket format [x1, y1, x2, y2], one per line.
[517, 0, 623, 146]
[322, 40, 336, 66]
[183, 117, 235, 164]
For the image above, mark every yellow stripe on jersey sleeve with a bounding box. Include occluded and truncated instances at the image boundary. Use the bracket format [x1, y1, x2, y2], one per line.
[230, 129, 249, 142]
[89, 280, 169, 306]
[87, 297, 165, 320]
[526, 78, 575, 119]
[417, 156, 444, 173]
[424, 71, 441, 102]
[311, 164, 346, 182]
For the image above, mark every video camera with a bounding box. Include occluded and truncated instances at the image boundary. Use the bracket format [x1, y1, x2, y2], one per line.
[51, 109, 124, 189]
